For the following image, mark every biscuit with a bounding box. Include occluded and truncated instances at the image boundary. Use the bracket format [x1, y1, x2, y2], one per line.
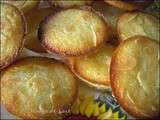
[2, 0, 39, 13]
[0, 3, 26, 69]
[104, 0, 153, 11]
[117, 11, 160, 42]
[25, 8, 54, 53]
[1, 57, 78, 119]
[110, 36, 160, 118]
[49, 0, 93, 8]
[68, 44, 115, 89]
[38, 8, 109, 56]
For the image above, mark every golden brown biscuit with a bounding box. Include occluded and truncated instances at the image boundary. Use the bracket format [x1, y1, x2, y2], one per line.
[110, 36, 160, 118]
[38, 8, 109, 56]
[2, 0, 39, 13]
[68, 44, 115, 89]
[0, 3, 26, 69]
[117, 11, 160, 42]
[1, 57, 78, 119]
[25, 8, 54, 53]
[49, 0, 93, 8]
[104, 0, 153, 11]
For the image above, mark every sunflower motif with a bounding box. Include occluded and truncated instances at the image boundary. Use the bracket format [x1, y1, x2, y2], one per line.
[65, 97, 127, 120]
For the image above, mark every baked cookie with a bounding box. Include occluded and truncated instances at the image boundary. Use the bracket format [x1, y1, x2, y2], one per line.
[110, 36, 160, 118]
[25, 8, 54, 53]
[0, 3, 26, 69]
[1, 57, 78, 119]
[49, 0, 93, 8]
[104, 0, 153, 11]
[38, 8, 109, 56]
[117, 11, 160, 42]
[2, 0, 39, 13]
[68, 44, 115, 89]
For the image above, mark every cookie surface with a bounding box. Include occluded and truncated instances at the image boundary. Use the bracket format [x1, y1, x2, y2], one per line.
[110, 36, 160, 118]
[0, 3, 26, 69]
[49, 0, 93, 8]
[25, 8, 54, 53]
[69, 44, 115, 88]
[38, 8, 109, 56]
[2, 0, 38, 13]
[118, 12, 160, 42]
[1, 57, 78, 119]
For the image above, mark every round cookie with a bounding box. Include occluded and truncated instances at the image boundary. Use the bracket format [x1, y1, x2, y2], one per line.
[49, 0, 93, 8]
[0, 3, 26, 69]
[104, 0, 153, 11]
[1, 57, 78, 119]
[25, 8, 54, 53]
[38, 8, 109, 56]
[110, 36, 160, 118]
[2, 0, 39, 13]
[68, 44, 115, 89]
[117, 11, 160, 42]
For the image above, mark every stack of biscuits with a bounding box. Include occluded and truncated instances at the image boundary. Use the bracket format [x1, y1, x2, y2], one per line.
[0, 0, 159, 119]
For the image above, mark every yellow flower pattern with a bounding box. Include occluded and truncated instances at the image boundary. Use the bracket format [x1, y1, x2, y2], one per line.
[70, 97, 126, 120]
